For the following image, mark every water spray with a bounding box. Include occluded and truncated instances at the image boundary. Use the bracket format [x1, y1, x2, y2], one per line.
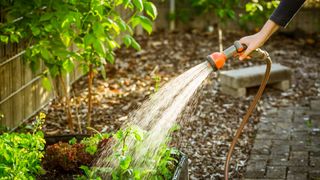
[206, 41, 272, 180]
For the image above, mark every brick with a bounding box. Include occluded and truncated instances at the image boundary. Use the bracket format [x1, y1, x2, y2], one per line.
[244, 171, 266, 179]
[310, 100, 320, 110]
[219, 64, 291, 97]
[219, 64, 291, 89]
[250, 154, 270, 160]
[309, 169, 320, 180]
[266, 166, 287, 179]
[287, 158, 308, 167]
[287, 173, 308, 180]
[271, 144, 290, 156]
[310, 157, 320, 167]
[291, 145, 320, 152]
[287, 166, 316, 173]
[268, 157, 288, 166]
[278, 108, 294, 120]
[291, 131, 310, 141]
[257, 121, 274, 132]
[244, 179, 283, 180]
[219, 85, 246, 98]
[310, 151, 320, 157]
[246, 160, 267, 171]
[272, 80, 290, 91]
[290, 151, 309, 159]
[245, 160, 267, 178]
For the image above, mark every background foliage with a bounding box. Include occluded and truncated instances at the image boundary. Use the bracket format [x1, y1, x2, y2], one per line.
[0, 0, 157, 130]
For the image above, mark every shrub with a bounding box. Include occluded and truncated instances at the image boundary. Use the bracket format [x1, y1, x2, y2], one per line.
[240, 0, 280, 28]
[0, 113, 46, 179]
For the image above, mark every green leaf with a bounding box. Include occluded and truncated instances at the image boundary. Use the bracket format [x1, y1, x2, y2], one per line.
[40, 13, 53, 22]
[44, 24, 53, 32]
[138, 16, 153, 34]
[133, 169, 141, 179]
[116, 18, 127, 31]
[107, 40, 119, 50]
[60, 33, 71, 47]
[93, 40, 106, 57]
[123, 0, 131, 7]
[144, 2, 158, 20]
[49, 65, 59, 77]
[85, 145, 97, 155]
[10, 34, 19, 43]
[63, 59, 74, 72]
[93, 23, 105, 39]
[100, 65, 107, 79]
[80, 165, 89, 173]
[119, 156, 131, 170]
[0, 35, 8, 43]
[40, 48, 52, 60]
[69, 137, 77, 145]
[84, 34, 95, 48]
[106, 53, 114, 64]
[41, 77, 51, 91]
[31, 26, 40, 36]
[116, 130, 123, 139]
[110, 21, 120, 35]
[123, 35, 132, 47]
[80, 63, 89, 74]
[132, 0, 143, 11]
[130, 37, 141, 51]
[133, 130, 142, 141]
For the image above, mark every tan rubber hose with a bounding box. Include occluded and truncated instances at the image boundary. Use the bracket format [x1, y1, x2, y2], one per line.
[224, 51, 272, 180]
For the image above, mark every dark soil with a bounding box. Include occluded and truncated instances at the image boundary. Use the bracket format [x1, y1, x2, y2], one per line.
[28, 30, 320, 179]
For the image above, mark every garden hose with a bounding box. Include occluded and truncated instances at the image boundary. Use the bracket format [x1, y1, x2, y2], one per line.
[206, 42, 272, 180]
[224, 49, 271, 180]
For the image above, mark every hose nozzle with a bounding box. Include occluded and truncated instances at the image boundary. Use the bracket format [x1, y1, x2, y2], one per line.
[206, 41, 246, 71]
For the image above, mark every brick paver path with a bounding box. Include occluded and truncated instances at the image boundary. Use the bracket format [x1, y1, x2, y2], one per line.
[244, 98, 320, 180]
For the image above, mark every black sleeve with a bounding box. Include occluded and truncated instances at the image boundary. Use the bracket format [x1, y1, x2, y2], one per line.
[269, 0, 306, 27]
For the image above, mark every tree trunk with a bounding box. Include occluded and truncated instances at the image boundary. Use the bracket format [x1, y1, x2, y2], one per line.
[58, 74, 74, 132]
[87, 64, 94, 128]
[169, 0, 175, 31]
[218, 23, 223, 52]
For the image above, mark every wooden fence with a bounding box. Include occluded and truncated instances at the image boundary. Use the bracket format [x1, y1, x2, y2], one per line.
[0, 6, 83, 128]
[0, 42, 82, 128]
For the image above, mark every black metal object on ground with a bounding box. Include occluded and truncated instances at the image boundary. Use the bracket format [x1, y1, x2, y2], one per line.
[172, 152, 189, 180]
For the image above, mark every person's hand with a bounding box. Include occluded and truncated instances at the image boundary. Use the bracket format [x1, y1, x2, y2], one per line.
[238, 31, 268, 60]
[238, 20, 280, 60]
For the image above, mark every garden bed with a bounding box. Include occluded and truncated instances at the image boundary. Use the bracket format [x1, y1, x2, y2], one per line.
[28, 30, 320, 179]
[37, 132, 188, 179]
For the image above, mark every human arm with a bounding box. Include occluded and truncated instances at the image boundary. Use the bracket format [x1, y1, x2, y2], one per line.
[239, 0, 306, 60]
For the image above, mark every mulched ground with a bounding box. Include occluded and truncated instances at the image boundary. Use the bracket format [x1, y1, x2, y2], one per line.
[31, 30, 320, 179]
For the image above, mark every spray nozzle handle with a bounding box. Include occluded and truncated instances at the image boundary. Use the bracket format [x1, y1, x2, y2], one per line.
[223, 41, 246, 59]
[248, 48, 270, 60]
[234, 41, 247, 53]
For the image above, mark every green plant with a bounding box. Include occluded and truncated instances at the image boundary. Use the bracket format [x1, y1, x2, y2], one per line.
[0, 113, 46, 179]
[0, 0, 158, 130]
[77, 166, 102, 180]
[190, 0, 239, 21]
[81, 129, 110, 155]
[240, 0, 280, 28]
[153, 75, 161, 93]
[153, 146, 179, 179]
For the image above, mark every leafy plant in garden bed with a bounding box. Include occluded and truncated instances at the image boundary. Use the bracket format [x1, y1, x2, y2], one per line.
[0, 113, 46, 179]
[0, 0, 157, 131]
[40, 125, 184, 179]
